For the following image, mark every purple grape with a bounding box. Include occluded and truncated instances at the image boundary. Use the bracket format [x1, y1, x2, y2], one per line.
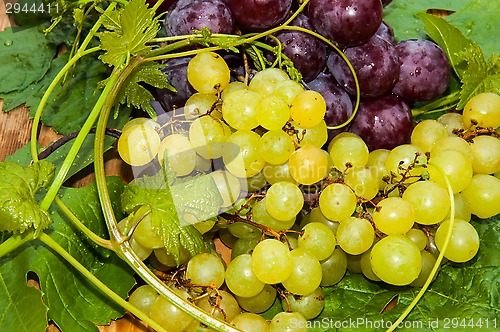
[308, 0, 383, 47]
[349, 94, 413, 151]
[226, 0, 293, 31]
[326, 35, 400, 98]
[271, 14, 326, 82]
[375, 21, 395, 44]
[306, 72, 353, 140]
[391, 39, 451, 103]
[165, 0, 235, 36]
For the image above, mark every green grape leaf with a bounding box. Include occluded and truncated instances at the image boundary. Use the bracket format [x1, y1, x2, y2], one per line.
[0, 177, 136, 332]
[0, 160, 55, 233]
[121, 170, 223, 262]
[98, 0, 159, 67]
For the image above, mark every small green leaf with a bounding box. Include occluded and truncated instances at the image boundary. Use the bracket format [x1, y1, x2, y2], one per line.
[0, 160, 55, 233]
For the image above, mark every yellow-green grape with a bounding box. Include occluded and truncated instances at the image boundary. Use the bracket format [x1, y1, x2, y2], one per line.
[248, 68, 289, 96]
[461, 174, 500, 218]
[405, 228, 428, 251]
[346, 253, 363, 274]
[231, 237, 260, 260]
[280, 287, 325, 320]
[251, 239, 293, 284]
[194, 154, 212, 172]
[373, 197, 415, 234]
[118, 122, 160, 166]
[410, 250, 438, 287]
[319, 183, 357, 222]
[154, 247, 190, 267]
[344, 166, 379, 200]
[252, 198, 295, 232]
[150, 289, 194, 331]
[222, 130, 266, 178]
[298, 222, 336, 260]
[117, 220, 153, 260]
[225, 254, 265, 298]
[428, 149, 473, 193]
[437, 112, 466, 136]
[131, 214, 164, 250]
[128, 285, 158, 317]
[241, 171, 267, 193]
[360, 248, 381, 281]
[327, 132, 359, 151]
[189, 116, 231, 159]
[221, 81, 247, 100]
[370, 235, 422, 286]
[282, 248, 322, 296]
[231, 313, 269, 332]
[269, 312, 307, 332]
[290, 90, 326, 129]
[366, 149, 390, 190]
[222, 88, 262, 130]
[435, 219, 479, 263]
[256, 95, 291, 131]
[288, 144, 329, 185]
[185, 253, 226, 288]
[191, 217, 216, 235]
[265, 181, 304, 221]
[469, 135, 500, 174]
[228, 222, 261, 240]
[196, 290, 241, 322]
[122, 117, 160, 132]
[410, 119, 449, 152]
[320, 248, 347, 286]
[446, 193, 471, 222]
[209, 170, 241, 208]
[336, 217, 375, 255]
[258, 130, 295, 165]
[384, 144, 426, 183]
[274, 79, 305, 104]
[187, 51, 230, 93]
[300, 206, 340, 235]
[329, 134, 369, 171]
[291, 120, 328, 148]
[430, 136, 473, 161]
[262, 162, 296, 185]
[157, 134, 196, 176]
[462, 92, 500, 129]
[402, 181, 451, 225]
[183, 92, 217, 119]
[235, 284, 277, 313]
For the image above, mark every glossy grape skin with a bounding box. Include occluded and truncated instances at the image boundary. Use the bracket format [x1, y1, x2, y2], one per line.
[462, 92, 500, 129]
[281, 287, 325, 320]
[150, 289, 195, 331]
[227, 0, 293, 31]
[327, 35, 399, 98]
[349, 93, 413, 151]
[308, 0, 383, 47]
[375, 21, 395, 44]
[128, 285, 158, 317]
[435, 219, 479, 263]
[391, 39, 451, 103]
[461, 174, 500, 219]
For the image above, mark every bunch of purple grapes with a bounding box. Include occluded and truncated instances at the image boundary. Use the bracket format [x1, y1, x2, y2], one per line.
[156, 0, 452, 150]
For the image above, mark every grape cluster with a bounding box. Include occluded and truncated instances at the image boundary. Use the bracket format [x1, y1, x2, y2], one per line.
[116, 0, 500, 331]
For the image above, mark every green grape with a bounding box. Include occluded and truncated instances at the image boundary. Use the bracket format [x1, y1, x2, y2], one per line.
[336, 217, 374, 255]
[318, 183, 357, 222]
[209, 170, 241, 208]
[291, 120, 328, 148]
[227, 222, 261, 240]
[192, 218, 216, 235]
[290, 90, 326, 129]
[360, 248, 381, 281]
[117, 220, 153, 260]
[410, 250, 438, 287]
[256, 95, 291, 131]
[410, 119, 449, 152]
[262, 162, 296, 185]
[370, 235, 422, 286]
[346, 253, 363, 274]
[373, 197, 415, 235]
[157, 134, 196, 176]
[251, 238, 293, 284]
[461, 174, 500, 218]
[435, 219, 479, 263]
[430, 136, 473, 161]
[288, 144, 329, 185]
[222, 130, 266, 178]
[274, 79, 304, 104]
[300, 207, 339, 235]
[269, 312, 307, 332]
[405, 228, 428, 251]
[221, 81, 247, 100]
[281, 287, 325, 320]
[469, 135, 500, 174]
[437, 112, 466, 136]
[118, 122, 160, 166]
[248, 68, 289, 96]
[196, 290, 241, 322]
[154, 247, 190, 267]
[189, 116, 231, 159]
[240, 171, 267, 193]
[187, 51, 230, 93]
[225, 254, 265, 298]
[265, 182, 304, 221]
[252, 198, 295, 232]
[462, 92, 500, 129]
[131, 214, 164, 250]
[384, 144, 426, 183]
[329, 134, 369, 171]
[195, 154, 213, 172]
[231, 237, 260, 260]
[185, 253, 226, 288]
[402, 181, 450, 225]
[218, 228, 237, 249]
[184, 320, 213, 332]
[327, 132, 359, 151]
[446, 193, 471, 222]
[320, 247, 347, 286]
[231, 312, 269, 332]
[428, 149, 473, 193]
[366, 149, 390, 190]
[150, 288, 194, 332]
[344, 166, 379, 200]
[298, 222, 336, 261]
[258, 130, 295, 165]
[183, 92, 218, 119]
[122, 117, 160, 132]
[282, 248, 322, 295]
[222, 88, 262, 130]
[235, 284, 277, 313]
[128, 285, 158, 317]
